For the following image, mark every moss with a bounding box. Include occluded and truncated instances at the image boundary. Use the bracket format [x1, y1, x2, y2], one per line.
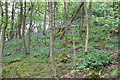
[2, 57, 51, 78]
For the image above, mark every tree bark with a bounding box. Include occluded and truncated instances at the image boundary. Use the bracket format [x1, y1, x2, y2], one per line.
[49, 2, 56, 76]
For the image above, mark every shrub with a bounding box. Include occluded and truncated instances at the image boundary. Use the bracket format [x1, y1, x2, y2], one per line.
[76, 51, 116, 70]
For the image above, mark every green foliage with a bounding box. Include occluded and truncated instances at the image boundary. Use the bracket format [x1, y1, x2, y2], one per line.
[76, 51, 116, 70]
[56, 53, 71, 67]
[3, 54, 26, 64]
[110, 70, 118, 77]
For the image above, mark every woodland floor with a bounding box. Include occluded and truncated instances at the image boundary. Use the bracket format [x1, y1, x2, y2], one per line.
[1, 25, 119, 78]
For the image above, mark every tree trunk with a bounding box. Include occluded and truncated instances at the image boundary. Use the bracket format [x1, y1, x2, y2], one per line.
[22, 2, 28, 54]
[43, 2, 47, 45]
[55, 2, 58, 28]
[48, 2, 56, 76]
[64, 2, 68, 44]
[18, 2, 23, 39]
[28, 3, 34, 54]
[1, 1, 8, 55]
[0, 1, 3, 32]
[0, 1, 4, 74]
[53, 2, 58, 41]
[0, 2, 8, 69]
[67, 2, 70, 23]
[72, 28, 76, 67]
[85, 1, 92, 54]
[59, 2, 84, 40]
[10, 2, 15, 40]
[79, 5, 84, 36]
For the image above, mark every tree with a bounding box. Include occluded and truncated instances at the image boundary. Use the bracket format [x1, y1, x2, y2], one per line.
[1, 2, 8, 56]
[72, 28, 76, 67]
[59, 2, 84, 40]
[0, 2, 8, 71]
[48, 2, 56, 76]
[43, 2, 47, 45]
[0, 1, 3, 32]
[28, 2, 34, 54]
[0, 1, 4, 74]
[85, 1, 92, 54]
[64, 2, 68, 44]
[18, 2, 23, 39]
[10, 2, 15, 40]
[55, 2, 58, 28]
[22, 1, 28, 55]
[79, 4, 84, 36]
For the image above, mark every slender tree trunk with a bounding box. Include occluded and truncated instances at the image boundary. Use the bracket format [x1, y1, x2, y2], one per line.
[49, 2, 56, 76]
[67, 2, 70, 22]
[72, 28, 76, 67]
[53, 2, 57, 41]
[0, 1, 3, 32]
[1, 2, 8, 56]
[43, 2, 47, 45]
[0, 2, 8, 71]
[54, 2, 56, 28]
[28, 3, 34, 53]
[10, 2, 15, 40]
[79, 5, 84, 36]
[85, 1, 92, 54]
[0, 1, 4, 75]
[18, 2, 23, 39]
[22, 2, 28, 54]
[64, 2, 68, 44]
[55, 2, 58, 28]
[68, 2, 84, 26]
[53, 2, 58, 41]
[59, 2, 84, 40]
